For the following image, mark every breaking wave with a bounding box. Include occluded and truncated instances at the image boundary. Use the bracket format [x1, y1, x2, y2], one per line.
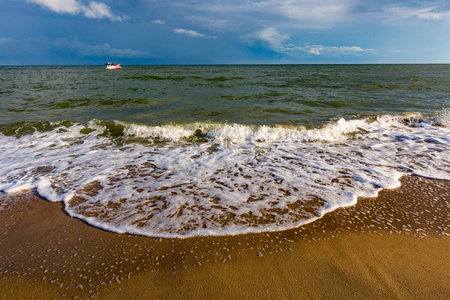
[0, 111, 449, 238]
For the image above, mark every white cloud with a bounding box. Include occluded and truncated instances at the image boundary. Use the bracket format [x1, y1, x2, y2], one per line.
[385, 6, 450, 20]
[168, 0, 450, 34]
[174, 29, 217, 39]
[173, 0, 354, 30]
[275, 0, 353, 29]
[82, 2, 123, 21]
[26, 0, 125, 21]
[252, 27, 290, 48]
[26, 0, 81, 14]
[352, 1, 450, 22]
[152, 19, 165, 25]
[246, 27, 376, 57]
[282, 44, 378, 56]
[54, 37, 149, 57]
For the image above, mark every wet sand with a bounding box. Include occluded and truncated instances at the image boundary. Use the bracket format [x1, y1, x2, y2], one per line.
[0, 175, 449, 299]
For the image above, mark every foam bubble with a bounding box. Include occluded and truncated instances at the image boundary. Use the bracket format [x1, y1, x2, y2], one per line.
[0, 113, 448, 237]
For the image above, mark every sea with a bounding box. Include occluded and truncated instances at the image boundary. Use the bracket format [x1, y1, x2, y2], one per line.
[0, 64, 449, 238]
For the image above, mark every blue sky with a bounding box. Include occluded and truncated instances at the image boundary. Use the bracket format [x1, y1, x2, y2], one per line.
[1, 0, 449, 65]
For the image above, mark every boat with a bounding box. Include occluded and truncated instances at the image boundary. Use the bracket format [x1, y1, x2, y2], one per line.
[105, 62, 122, 69]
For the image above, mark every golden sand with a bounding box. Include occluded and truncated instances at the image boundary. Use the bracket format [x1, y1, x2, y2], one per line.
[0, 175, 449, 299]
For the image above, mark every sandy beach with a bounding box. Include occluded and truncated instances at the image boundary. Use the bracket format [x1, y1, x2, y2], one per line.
[0, 175, 449, 299]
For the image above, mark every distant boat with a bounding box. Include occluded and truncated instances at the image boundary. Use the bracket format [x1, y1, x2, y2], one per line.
[105, 62, 122, 69]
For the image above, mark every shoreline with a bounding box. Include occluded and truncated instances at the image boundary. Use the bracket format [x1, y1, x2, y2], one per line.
[0, 175, 449, 299]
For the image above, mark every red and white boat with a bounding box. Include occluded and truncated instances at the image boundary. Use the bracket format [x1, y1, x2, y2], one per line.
[105, 62, 122, 69]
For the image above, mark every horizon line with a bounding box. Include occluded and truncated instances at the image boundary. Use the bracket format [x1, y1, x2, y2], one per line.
[1, 62, 450, 67]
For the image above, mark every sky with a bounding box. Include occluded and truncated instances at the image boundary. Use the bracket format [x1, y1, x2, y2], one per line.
[0, 0, 449, 65]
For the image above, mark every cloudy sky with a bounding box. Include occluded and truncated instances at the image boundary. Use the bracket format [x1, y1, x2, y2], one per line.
[1, 0, 449, 64]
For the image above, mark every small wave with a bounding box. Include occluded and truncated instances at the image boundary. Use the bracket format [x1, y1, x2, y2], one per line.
[206, 76, 230, 82]
[117, 113, 446, 143]
[47, 98, 92, 109]
[1, 111, 447, 142]
[0, 120, 74, 137]
[422, 108, 450, 127]
[116, 119, 354, 143]
[125, 74, 189, 81]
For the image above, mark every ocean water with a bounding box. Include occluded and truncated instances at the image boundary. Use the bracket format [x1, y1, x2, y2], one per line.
[0, 64, 449, 238]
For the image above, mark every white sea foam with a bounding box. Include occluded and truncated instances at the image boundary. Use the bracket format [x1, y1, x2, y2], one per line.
[119, 118, 369, 143]
[0, 113, 449, 237]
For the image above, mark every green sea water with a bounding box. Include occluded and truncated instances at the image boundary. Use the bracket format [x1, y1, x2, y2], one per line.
[1, 64, 449, 126]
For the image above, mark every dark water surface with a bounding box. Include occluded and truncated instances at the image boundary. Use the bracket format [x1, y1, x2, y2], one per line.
[1, 64, 448, 126]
